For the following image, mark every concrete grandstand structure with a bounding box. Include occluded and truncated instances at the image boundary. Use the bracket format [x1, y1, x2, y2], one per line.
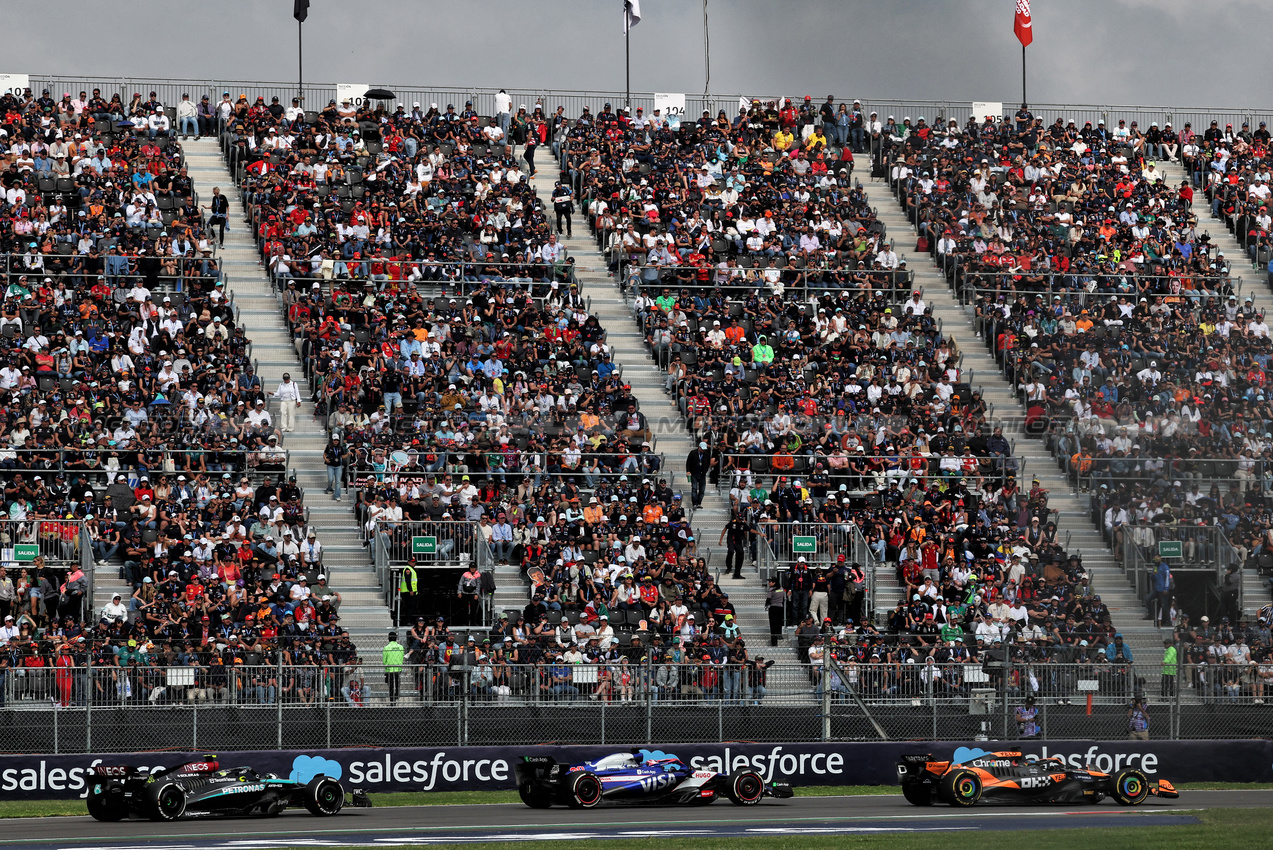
[0, 72, 1270, 733]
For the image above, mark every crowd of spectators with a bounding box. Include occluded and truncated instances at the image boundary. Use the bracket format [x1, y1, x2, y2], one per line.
[222, 94, 724, 632]
[0, 84, 362, 701]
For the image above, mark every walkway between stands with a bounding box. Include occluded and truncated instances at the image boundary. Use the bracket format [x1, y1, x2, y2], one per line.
[856, 156, 1163, 660]
[169, 139, 390, 654]
[523, 168, 772, 647]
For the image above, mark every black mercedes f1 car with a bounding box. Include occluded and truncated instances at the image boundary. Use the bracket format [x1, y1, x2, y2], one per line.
[86, 756, 371, 821]
[897, 750, 1178, 807]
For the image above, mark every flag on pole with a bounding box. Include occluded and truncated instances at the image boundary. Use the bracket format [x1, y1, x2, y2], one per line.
[624, 0, 642, 33]
[1014, 0, 1033, 47]
[294, 0, 310, 23]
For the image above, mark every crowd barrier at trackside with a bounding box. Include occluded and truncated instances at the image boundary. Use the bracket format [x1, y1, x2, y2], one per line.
[3, 739, 1271, 799]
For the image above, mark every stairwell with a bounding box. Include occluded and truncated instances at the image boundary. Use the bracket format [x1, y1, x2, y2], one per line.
[856, 156, 1164, 659]
[93, 138, 393, 653]
[502, 164, 772, 649]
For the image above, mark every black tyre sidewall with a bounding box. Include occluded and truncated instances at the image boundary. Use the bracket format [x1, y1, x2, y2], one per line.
[729, 770, 764, 806]
[569, 772, 603, 808]
[305, 776, 345, 816]
[1111, 768, 1149, 806]
[150, 783, 186, 821]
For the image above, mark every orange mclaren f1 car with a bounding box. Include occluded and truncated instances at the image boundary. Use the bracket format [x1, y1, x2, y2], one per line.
[896, 750, 1178, 807]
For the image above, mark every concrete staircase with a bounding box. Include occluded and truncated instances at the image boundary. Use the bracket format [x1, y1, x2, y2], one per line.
[174, 139, 391, 652]
[518, 164, 771, 649]
[857, 156, 1164, 659]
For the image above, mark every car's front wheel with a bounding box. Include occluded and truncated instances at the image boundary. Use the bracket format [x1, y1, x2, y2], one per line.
[726, 769, 765, 806]
[518, 783, 553, 808]
[565, 771, 603, 809]
[304, 776, 346, 816]
[938, 769, 982, 807]
[86, 783, 126, 821]
[147, 782, 187, 821]
[1111, 768, 1150, 806]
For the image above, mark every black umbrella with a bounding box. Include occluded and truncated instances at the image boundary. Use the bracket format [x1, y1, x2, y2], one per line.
[364, 88, 395, 101]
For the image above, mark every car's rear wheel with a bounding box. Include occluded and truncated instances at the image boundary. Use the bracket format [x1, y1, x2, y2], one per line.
[518, 783, 553, 808]
[726, 769, 765, 806]
[938, 769, 982, 807]
[901, 782, 934, 806]
[1111, 768, 1150, 806]
[147, 782, 187, 821]
[565, 771, 603, 809]
[304, 776, 345, 816]
[86, 783, 126, 821]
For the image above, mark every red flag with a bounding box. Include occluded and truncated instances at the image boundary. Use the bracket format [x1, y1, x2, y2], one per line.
[1014, 0, 1033, 47]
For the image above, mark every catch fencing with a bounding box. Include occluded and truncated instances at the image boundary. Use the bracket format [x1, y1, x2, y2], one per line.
[0, 654, 1260, 753]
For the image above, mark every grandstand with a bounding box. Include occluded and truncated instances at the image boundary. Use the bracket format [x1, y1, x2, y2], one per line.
[0, 73, 1270, 721]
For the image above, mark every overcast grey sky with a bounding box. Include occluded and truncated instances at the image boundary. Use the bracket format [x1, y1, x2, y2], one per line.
[8, 0, 1267, 107]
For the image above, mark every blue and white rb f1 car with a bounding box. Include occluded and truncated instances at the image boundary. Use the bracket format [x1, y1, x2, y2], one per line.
[513, 750, 793, 808]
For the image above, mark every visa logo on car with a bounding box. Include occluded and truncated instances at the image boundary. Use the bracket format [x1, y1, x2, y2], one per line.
[637, 774, 677, 792]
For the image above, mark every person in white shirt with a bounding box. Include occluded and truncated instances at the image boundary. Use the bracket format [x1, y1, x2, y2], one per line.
[102, 593, 128, 621]
[146, 109, 171, 139]
[273, 372, 302, 432]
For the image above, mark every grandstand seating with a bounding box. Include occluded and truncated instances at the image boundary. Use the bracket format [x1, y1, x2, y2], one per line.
[219, 96, 713, 650]
[0, 84, 345, 702]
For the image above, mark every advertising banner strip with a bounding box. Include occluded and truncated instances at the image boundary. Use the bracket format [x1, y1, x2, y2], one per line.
[4, 740, 1270, 800]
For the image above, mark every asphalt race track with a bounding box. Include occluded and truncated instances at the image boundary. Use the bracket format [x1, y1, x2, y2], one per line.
[8, 789, 1271, 848]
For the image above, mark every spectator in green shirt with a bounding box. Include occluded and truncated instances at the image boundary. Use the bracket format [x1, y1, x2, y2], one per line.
[1161, 640, 1177, 697]
[752, 335, 774, 370]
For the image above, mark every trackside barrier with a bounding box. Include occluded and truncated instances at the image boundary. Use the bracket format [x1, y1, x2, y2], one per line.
[0, 739, 1269, 799]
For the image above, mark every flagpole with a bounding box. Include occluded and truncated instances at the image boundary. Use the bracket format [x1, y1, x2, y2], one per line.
[1021, 44, 1026, 107]
[703, 0, 710, 98]
[298, 18, 304, 107]
[625, 0, 631, 112]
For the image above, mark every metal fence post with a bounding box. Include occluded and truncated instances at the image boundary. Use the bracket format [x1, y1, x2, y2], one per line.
[85, 657, 92, 754]
[1172, 643, 1181, 741]
[1002, 658, 1013, 741]
[193, 699, 198, 751]
[821, 647, 831, 742]
[600, 690, 606, 746]
[645, 654, 653, 746]
[456, 700, 463, 747]
[326, 696, 332, 750]
[276, 646, 283, 750]
[718, 699, 723, 744]
[53, 699, 59, 755]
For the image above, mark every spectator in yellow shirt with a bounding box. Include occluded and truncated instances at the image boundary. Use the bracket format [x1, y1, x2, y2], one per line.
[773, 128, 794, 152]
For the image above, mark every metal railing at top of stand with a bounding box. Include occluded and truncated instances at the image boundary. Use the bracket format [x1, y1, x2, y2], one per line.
[28, 75, 1273, 138]
[957, 274, 1243, 308]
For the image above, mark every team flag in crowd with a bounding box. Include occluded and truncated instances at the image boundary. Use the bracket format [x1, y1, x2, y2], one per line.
[1014, 0, 1033, 47]
[294, 0, 310, 23]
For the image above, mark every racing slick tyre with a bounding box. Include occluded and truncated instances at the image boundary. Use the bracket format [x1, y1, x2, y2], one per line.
[726, 769, 765, 806]
[1110, 768, 1150, 806]
[518, 783, 553, 809]
[938, 768, 982, 807]
[304, 776, 346, 816]
[901, 783, 934, 806]
[147, 782, 187, 821]
[86, 784, 126, 821]
[565, 771, 603, 809]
